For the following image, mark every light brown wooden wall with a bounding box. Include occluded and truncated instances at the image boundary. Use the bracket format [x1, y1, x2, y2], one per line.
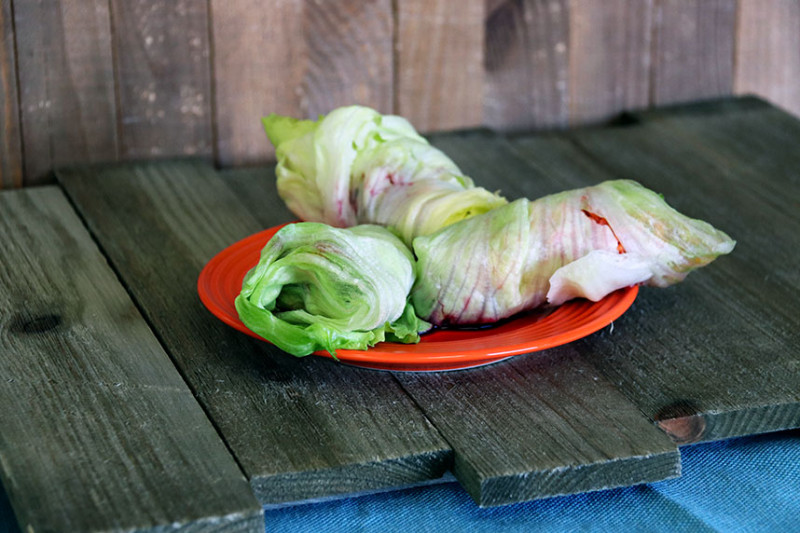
[1, 0, 799, 188]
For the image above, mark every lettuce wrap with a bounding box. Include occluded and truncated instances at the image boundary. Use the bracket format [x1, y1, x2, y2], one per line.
[412, 180, 735, 326]
[235, 222, 429, 356]
[263, 106, 506, 244]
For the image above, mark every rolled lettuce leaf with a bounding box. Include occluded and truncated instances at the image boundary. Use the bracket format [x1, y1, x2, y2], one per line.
[412, 180, 735, 326]
[263, 105, 506, 244]
[235, 222, 429, 356]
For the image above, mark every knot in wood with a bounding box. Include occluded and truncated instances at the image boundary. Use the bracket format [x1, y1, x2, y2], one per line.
[9, 313, 63, 334]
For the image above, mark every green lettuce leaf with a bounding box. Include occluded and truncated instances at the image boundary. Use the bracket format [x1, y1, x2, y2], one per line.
[412, 180, 735, 326]
[263, 105, 506, 244]
[235, 222, 429, 356]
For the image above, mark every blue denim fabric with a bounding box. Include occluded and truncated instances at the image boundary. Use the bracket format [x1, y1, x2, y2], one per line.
[263, 429, 800, 533]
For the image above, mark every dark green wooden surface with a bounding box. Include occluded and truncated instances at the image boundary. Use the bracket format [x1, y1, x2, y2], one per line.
[396, 349, 679, 507]
[0, 187, 262, 532]
[563, 97, 800, 443]
[218, 166, 680, 507]
[3, 97, 798, 526]
[56, 161, 452, 505]
[430, 96, 800, 445]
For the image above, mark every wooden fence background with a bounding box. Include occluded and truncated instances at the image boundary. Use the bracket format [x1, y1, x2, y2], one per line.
[1, 0, 799, 188]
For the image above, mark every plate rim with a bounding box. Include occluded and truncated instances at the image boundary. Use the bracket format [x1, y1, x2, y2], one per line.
[198, 223, 638, 370]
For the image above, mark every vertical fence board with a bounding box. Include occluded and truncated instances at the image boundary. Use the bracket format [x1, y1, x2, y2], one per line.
[396, 0, 483, 132]
[211, 0, 304, 165]
[735, 0, 800, 117]
[568, 0, 652, 124]
[14, 0, 117, 185]
[111, 0, 212, 159]
[8, 0, 800, 183]
[484, 0, 569, 131]
[212, 0, 393, 166]
[651, 0, 736, 105]
[0, 0, 22, 189]
[303, 0, 393, 117]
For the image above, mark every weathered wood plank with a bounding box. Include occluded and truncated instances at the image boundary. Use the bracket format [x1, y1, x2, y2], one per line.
[396, 0, 484, 132]
[57, 160, 452, 504]
[567, 0, 652, 124]
[396, 349, 680, 507]
[735, 0, 800, 117]
[0, 187, 262, 532]
[484, 0, 569, 131]
[14, 0, 118, 185]
[210, 0, 303, 165]
[424, 131, 687, 505]
[302, 0, 393, 117]
[427, 128, 601, 198]
[111, 0, 212, 159]
[211, 0, 393, 166]
[501, 98, 800, 443]
[217, 166, 297, 230]
[651, 0, 736, 105]
[218, 160, 680, 507]
[0, 0, 22, 189]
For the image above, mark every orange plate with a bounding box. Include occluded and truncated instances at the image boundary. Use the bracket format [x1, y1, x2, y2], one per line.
[197, 224, 638, 372]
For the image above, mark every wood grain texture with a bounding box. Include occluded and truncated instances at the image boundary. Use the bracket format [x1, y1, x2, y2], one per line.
[0, 187, 262, 532]
[302, 0, 393, 117]
[57, 160, 452, 504]
[111, 0, 212, 159]
[396, 0, 484, 132]
[396, 349, 679, 507]
[484, 0, 569, 131]
[442, 102, 800, 446]
[210, 0, 304, 165]
[651, 0, 737, 105]
[519, 98, 800, 444]
[216, 160, 680, 507]
[428, 128, 601, 198]
[568, 0, 652, 124]
[735, 0, 800, 117]
[0, 0, 22, 189]
[211, 0, 393, 166]
[14, 0, 118, 185]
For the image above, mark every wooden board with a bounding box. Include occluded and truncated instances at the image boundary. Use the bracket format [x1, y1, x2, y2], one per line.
[56, 161, 452, 504]
[301, 0, 393, 118]
[210, 0, 304, 165]
[0, 0, 22, 189]
[110, 0, 213, 159]
[567, 0, 653, 124]
[217, 164, 680, 507]
[735, 0, 800, 117]
[396, 0, 484, 132]
[13, 0, 118, 185]
[396, 349, 679, 507]
[501, 98, 800, 443]
[2, 96, 788, 517]
[484, 0, 569, 131]
[210, 0, 393, 165]
[0, 187, 262, 532]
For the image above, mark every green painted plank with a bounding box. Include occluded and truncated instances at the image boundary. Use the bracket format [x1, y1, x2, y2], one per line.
[395, 349, 680, 507]
[499, 97, 800, 443]
[57, 161, 452, 504]
[219, 165, 679, 507]
[0, 187, 262, 532]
